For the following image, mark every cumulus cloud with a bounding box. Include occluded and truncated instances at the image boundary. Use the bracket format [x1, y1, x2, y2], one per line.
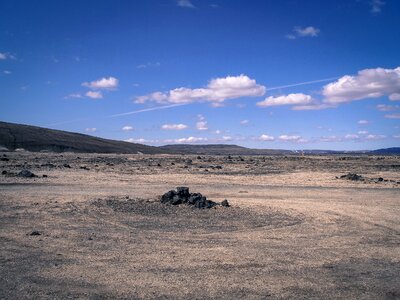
[161, 124, 188, 130]
[135, 74, 266, 105]
[358, 120, 369, 125]
[259, 134, 275, 141]
[82, 77, 119, 90]
[196, 115, 208, 131]
[286, 26, 320, 39]
[122, 126, 134, 131]
[85, 128, 97, 133]
[322, 67, 400, 104]
[279, 135, 301, 141]
[257, 93, 314, 107]
[384, 113, 400, 119]
[174, 136, 208, 143]
[85, 91, 103, 99]
[177, 0, 195, 8]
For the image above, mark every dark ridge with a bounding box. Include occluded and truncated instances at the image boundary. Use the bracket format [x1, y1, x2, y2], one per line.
[0, 121, 168, 154]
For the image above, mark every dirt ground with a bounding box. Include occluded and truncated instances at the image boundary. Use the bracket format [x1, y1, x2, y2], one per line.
[1, 152, 400, 299]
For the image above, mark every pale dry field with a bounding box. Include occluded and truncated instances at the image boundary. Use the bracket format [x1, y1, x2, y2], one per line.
[1, 152, 400, 299]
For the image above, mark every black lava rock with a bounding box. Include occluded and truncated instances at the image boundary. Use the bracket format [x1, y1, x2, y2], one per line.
[29, 230, 41, 236]
[160, 187, 230, 209]
[17, 169, 37, 178]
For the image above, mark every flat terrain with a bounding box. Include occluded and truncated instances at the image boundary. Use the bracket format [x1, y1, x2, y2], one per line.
[1, 152, 400, 299]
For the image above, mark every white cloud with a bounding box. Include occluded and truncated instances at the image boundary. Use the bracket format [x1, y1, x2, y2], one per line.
[222, 136, 233, 141]
[174, 136, 208, 143]
[136, 62, 160, 69]
[122, 126, 134, 131]
[358, 130, 368, 135]
[0, 52, 15, 60]
[85, 91, 103, 99]
[370, 0, 385, 13]
[82, 77, 119, 90]
[135, 74, 266, 105]
[358, 120, 369, 125]
[257, 93, 314, 107]
[287, 26, 320, 39]
[279, 135, 301, 141]
[240, 120, 249, 125]
[365, 134, 386, 140]
[64, 93, 83, 99]
[259, 134, 275, 141]
[125, 138, 157, 144]
[323, 67, 400, 104]
[85, 128, 97, 133]
[294, 26, 320, 37]
[345, 134, 359, 140]
[384, 113, 400, 119]
[196, 115, 208, 131]
[177, 0, 195, 8]
[393, 135, 400, 139]
[319, 135, 341, 142]
[161, 123, 188, 130]
[376, 104, 400, 111]
[3, 70, 11, 74]
[389, 93, 400, 101]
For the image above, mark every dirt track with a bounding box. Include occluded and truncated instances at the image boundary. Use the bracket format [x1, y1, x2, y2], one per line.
[1, 152, 400, 299]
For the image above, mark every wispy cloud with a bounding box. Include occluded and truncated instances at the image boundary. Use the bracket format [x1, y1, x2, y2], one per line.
[135, 74, 266, 105]
[177, 0, 195, 8]
[85, 127, 97, 133]
[136, 62, 161, 69]
[384, 113, 400, 119]
[358, 120, 369, 125]
[286, 26, 320, 39]
[161, 123, 188, 130]
[240, 120, 249, 125]
[0, 52, 16, 60]
[64, 93, 83, 99]
[3, 70, 11, 75]
[85, 91, 103, 99]
[110, 103, 187, 118]
[376, 104, 400, 111]
[370, 0, 385, 13]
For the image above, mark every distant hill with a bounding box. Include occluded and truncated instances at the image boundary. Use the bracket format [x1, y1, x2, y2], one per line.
[159, 144, 294, 155]
[0, 121, 167, 154]
[368, 147, 400, 155]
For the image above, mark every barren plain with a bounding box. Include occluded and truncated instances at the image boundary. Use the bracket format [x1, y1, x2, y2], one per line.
[1, 152, 400, 299]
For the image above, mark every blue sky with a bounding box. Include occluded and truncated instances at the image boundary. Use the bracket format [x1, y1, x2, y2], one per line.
[1, 0, 399, 150]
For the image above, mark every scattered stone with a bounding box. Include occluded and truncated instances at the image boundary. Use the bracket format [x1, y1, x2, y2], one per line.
[0, 157, 9, 161]
[1, 170, 7, 175]
[29, 230, 41, 236]
[17, 169, 37, 178]
[42, 174, 48, 178]
[63, 163, 71, 168]
[339, 173, 364, 181]
[80, 166, 90, 170]
[160, 187, 230, 209]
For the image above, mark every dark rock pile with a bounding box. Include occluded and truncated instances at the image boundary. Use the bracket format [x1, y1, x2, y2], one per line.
[339, 173, 364, 181]
[160, 187, 230, 209]
[17, 169, 37, 178]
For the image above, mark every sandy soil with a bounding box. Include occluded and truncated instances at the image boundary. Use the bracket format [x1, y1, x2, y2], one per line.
[1, 152, 400, 299]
